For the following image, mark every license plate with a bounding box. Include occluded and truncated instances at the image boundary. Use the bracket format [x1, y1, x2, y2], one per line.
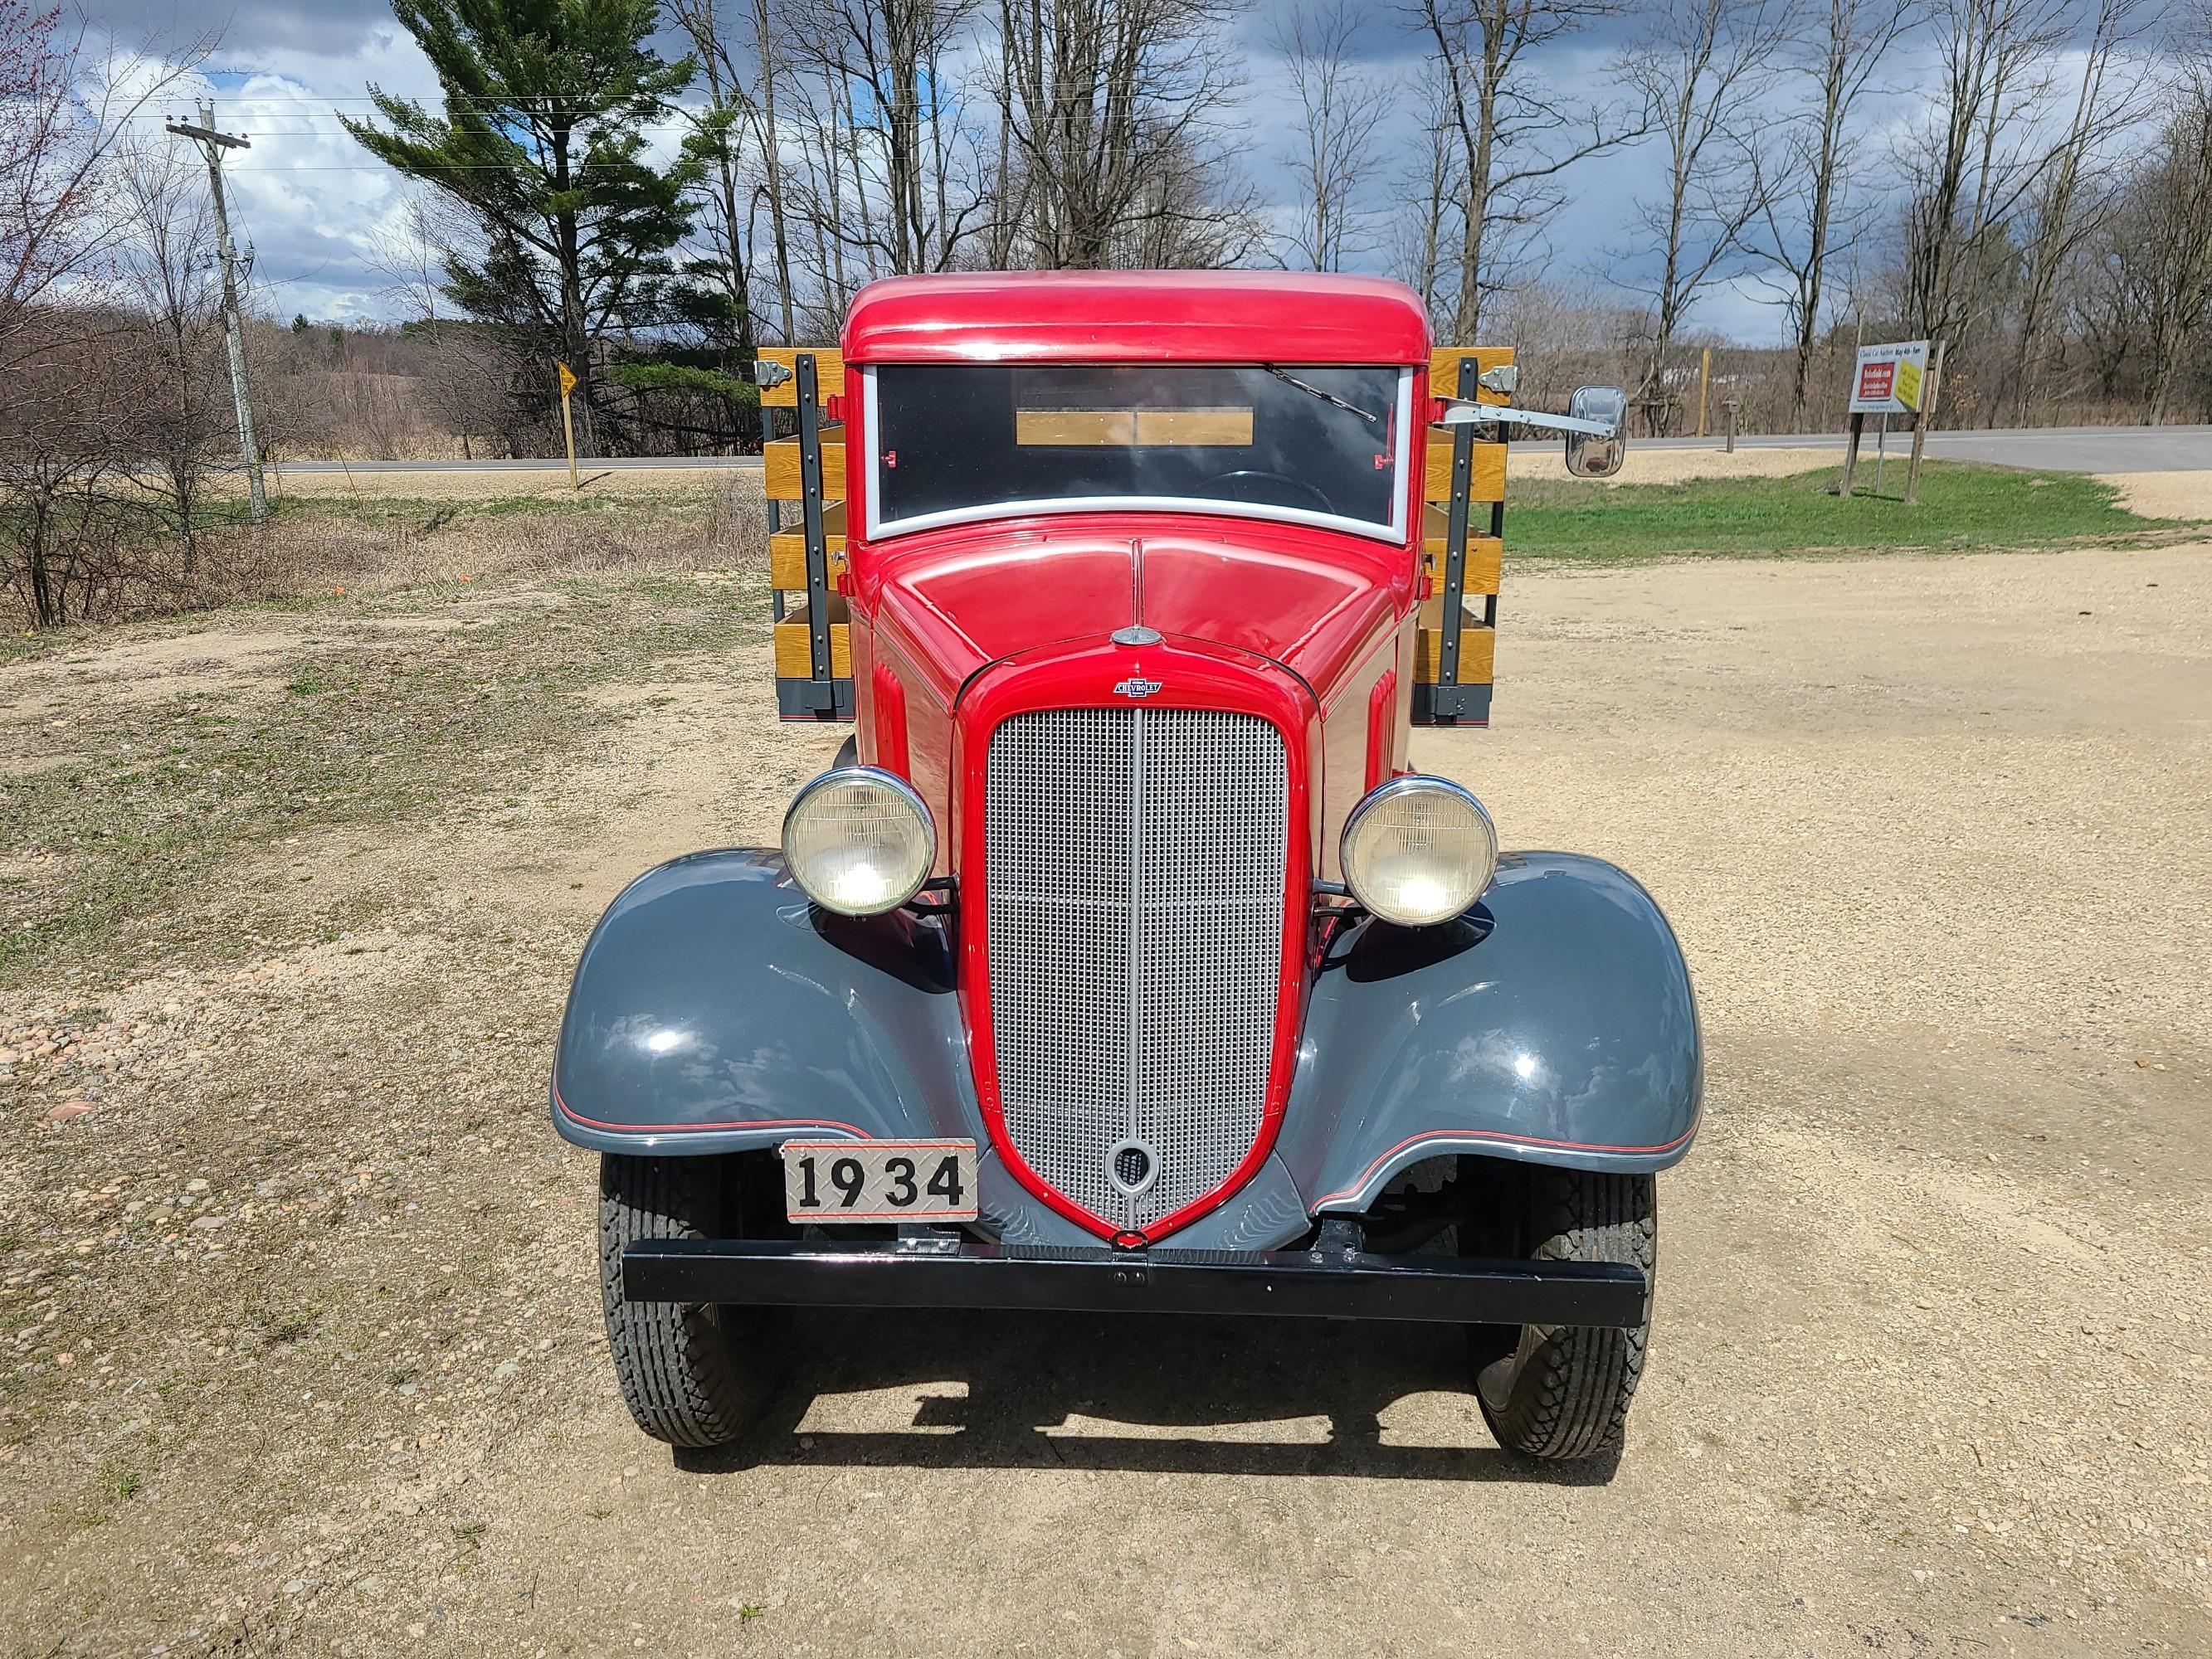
[781, 1140, 978, 1223]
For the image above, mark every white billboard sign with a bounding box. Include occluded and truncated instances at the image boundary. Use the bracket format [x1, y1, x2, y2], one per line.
[1849, 340, 1930, 416]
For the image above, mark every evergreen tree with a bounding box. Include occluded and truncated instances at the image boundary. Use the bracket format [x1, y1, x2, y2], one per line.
[343, 0, 699, 440]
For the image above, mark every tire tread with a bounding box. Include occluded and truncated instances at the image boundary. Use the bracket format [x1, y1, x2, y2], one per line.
[1477, 1167, 1655, 1461]
[599, 1155, 780, 1448]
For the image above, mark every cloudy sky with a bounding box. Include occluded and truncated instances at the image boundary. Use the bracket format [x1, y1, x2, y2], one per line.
[80, 0, 2171, 342]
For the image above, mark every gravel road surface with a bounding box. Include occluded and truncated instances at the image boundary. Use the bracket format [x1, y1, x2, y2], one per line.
[2, 542, 2208, 1657]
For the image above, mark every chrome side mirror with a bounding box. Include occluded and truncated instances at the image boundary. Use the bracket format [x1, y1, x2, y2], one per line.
[1565, 386, 1628, 478]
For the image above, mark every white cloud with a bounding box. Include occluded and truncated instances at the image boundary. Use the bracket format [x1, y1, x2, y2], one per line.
[77, 1, 2184, 343]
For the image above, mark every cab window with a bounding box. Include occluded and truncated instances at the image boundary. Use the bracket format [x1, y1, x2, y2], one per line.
[865, 363, 1410, 540]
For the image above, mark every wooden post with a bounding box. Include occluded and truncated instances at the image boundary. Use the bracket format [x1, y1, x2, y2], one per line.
[1696, 346, 1712, 438]
[1839, 411, 1864, 498]
[1723, 400, 1739, 453]
[557, 361, 580, 492]
[1903, 339, 1946, 506]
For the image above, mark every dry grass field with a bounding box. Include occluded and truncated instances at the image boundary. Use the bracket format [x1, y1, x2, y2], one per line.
[1, 476, 2209, 1657]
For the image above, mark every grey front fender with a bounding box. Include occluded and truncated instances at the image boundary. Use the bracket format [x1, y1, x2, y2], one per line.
[1281, 852, 1701, 1213]
[549, 850, 978, 1155]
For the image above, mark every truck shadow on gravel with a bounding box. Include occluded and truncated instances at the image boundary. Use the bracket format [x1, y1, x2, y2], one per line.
[676, 1307, 1620, 1485]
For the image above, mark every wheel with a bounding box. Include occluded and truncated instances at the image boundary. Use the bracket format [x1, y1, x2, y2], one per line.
[1473, 1166, 1655, 1461]
[599, 1153, 785, 1448]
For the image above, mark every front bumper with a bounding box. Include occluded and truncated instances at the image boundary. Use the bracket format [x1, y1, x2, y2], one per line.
[622, 1238, 1648, 1326]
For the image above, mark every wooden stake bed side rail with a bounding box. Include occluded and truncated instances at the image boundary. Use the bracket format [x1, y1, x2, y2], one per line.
[767, 501, 848, 587]
[1420, 515, 1503, 594]
[1411, 346, 1510, 727]
[757, 348, 845, 407]
[764, 426, 847, 501]
[1430, 348, 1516, 404]
[1423, 435, 1507, 505]
[764, 348, 855, 723]
[772, 598, 854, 679]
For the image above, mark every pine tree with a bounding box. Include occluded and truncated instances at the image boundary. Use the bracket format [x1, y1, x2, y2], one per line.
[343, 0, 699, 441]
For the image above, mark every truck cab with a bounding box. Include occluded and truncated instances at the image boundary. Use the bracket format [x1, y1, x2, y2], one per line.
[553, 272, 1698, 1462]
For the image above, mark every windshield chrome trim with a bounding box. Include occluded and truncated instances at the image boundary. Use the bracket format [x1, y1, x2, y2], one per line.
[860, 367, 1414, 545]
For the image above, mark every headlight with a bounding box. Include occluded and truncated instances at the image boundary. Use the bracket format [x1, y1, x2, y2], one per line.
[782, 766, 936, 916]
[1339, 776, 1497, 927]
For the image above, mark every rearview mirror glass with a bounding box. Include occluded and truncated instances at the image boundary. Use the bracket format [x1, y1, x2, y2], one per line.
[1565, 386, 1628, 478]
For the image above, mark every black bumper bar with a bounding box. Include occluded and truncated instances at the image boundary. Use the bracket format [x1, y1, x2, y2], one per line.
[623, 1238, 1648, 1327]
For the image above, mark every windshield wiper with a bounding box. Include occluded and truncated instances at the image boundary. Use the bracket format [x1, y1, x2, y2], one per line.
[1261, 365, 1381, 426]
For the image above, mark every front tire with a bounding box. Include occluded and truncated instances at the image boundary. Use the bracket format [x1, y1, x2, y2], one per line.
[1474, 1166, 1655, 1462]
[599, 1154, 785, 1448]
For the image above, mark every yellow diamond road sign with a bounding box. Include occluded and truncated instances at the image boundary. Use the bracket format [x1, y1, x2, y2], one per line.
[558, 362, 577, 397]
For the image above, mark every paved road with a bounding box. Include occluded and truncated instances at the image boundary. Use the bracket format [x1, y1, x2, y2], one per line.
[272, 455, 763, 473]
[1590, 424, 2212, 472]
[280, 425, 2210, 476]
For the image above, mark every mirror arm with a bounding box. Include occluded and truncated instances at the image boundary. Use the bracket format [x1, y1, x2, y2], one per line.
[1438, 399, 1620, 440]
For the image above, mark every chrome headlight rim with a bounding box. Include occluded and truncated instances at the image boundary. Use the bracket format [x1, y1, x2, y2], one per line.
[781, 765, 938, 917]
[1338, 773, 1498, 928]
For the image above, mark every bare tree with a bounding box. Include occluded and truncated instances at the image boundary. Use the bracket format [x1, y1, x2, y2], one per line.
[992, 0, 1261, 269]
[2005, 0, 2158, 420]
[784, 0, 989, 276]
[0, 0, 212, 375]
[1417, 0, 1644, 340]
[1898, 0, 2069, 347]
[2140, 16, 2212, 421]
[0, 304, 184, 626]
[1615, 0, 1793, 433]
[114, 144, 223, 568]
[1391, 56, 1462, 324]
[1743, 0, 1921, 428]
[1272, 0, 1381, 271]
[668, 0, 764, 416]
[749, 0, 798, 339]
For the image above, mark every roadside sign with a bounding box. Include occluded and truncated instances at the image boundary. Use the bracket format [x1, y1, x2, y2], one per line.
[1850, 341, 1929, 415]
[558, 361, 577, 398]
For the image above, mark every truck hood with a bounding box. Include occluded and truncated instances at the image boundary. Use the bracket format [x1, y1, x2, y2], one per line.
[864, 518, 1408, 705]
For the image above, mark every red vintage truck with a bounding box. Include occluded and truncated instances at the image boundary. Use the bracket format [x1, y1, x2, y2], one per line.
[550, 271, 1698, 1462]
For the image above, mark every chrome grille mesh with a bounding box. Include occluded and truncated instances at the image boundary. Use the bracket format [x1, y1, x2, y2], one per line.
[985, 707, 1289, 1231]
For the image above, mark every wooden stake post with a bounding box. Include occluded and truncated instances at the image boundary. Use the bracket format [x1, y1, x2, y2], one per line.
[557, 362, 580, 492]
[1839, 411, 1864, 498]
[1903, 339, 1946, 506]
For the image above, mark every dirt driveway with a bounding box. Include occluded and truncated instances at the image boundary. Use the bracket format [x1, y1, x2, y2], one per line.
[2, 542, 2209, 1657]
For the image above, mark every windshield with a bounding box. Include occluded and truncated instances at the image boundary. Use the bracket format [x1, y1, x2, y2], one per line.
[864, 363, 1411, 540]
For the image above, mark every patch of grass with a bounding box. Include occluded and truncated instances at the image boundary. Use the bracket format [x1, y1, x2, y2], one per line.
[0, 571, 766, 990]
[255, 1304, 322, 1345]
[1506, 461, 2198, 564]
[96, 1457, 141, 1504]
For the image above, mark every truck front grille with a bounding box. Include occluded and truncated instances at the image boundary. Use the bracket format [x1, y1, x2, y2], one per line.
[984, 706, 1289, 1233]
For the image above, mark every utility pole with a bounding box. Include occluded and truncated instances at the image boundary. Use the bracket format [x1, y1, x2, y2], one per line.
[167, 104, 267, 526]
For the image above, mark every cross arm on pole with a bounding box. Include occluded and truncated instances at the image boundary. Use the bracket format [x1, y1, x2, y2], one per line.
[164, 122, 250, 149]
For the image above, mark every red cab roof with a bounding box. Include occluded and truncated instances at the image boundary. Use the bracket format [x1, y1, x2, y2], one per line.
[842, 270, 1433, 366]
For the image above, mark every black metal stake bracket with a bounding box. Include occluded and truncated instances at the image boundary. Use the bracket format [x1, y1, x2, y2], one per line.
[797, 353, 834, 702]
